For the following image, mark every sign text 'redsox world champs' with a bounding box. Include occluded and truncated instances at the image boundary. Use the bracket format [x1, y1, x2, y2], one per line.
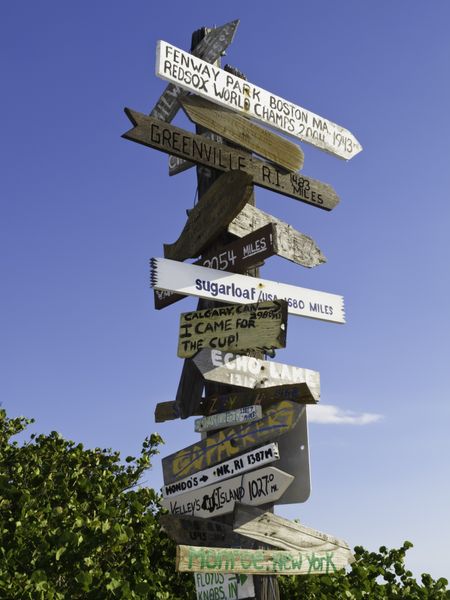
[156, 40, 362, 160]
[150, 258, 345, 324]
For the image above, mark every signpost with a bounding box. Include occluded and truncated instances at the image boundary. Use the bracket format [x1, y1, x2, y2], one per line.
[194, 406, 263, 433]
[177, 300, 288, 358]
[161, 466, 294, 518]
[164, 170, 253, 261]
[156, 40, 362, 160]
[150, 258, 345, 324]
[162, 401, 302, 484]
[181, 95, 304, 172]
[161, 442, 279, 498]
[176, 544, 354, 575]
[122, 110, 340, 211]
[193, 350, 320, 402]
[194, 572, 255, 600]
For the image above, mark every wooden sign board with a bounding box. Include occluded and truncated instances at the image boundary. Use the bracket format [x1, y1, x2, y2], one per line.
[193, 350, 320, 402]
[233, 505, 353, 557]
[154, 224, 278, 310]
[162, 442, 279, 499]
[229, 203, 326, 268]
[181, 95, 304, 172]
[194, 572, 255, 600]
[176, 544, 354, 575]
[169, 130, 222, 175]
[177, 300, 288, 358]
[161, 466, 294, 518]
[162, 400, 302, 484]
[150, 258, 346, 324]
[122, 111, 340, 211]
[164, 170, 253, 261]
[159, 514, 257, 549]
[150, 20, 239, 122]
[156, 40, 362, 160]
[194, 405, 263, 433]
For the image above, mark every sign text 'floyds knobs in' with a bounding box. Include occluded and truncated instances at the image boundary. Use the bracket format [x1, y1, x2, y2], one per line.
[156, 40, 362, 160]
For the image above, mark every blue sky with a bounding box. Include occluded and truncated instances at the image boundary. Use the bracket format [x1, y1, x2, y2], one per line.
[2, 0, 450, 582]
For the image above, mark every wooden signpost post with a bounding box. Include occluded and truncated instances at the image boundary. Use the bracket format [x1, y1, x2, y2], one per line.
[150, 258, 345, 324]
[156, 40, 362, 160]
[162, 466, 294, 519]
[177, 300, 287, 358]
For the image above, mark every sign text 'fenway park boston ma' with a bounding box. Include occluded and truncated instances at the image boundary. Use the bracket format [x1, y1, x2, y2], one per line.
[122, 17, 362, 599]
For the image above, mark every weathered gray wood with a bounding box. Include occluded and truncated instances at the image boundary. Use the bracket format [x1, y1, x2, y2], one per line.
[162, 400, 302, 484]
[176, 544, 354, 575]
[162, 466, 294, 519]
[193, 350, 320, 402]
[174, 354, 204, 419]
[195, 405, 263, 433]
[177, 300, 287, 358]
[122, 111, 339, 211]
[169, 130, 221, 175]
[229, 203, 326, 268]
[159, 514, 257, 549]
[149, 20, 239, 122]
[233, 505, 353, 555]
[155, 224, 277, 310]
[164, 171, 253, 261]
[181, 95, 304, 172]
[157, 40, 362, 160]
[162, 443, 279, 498]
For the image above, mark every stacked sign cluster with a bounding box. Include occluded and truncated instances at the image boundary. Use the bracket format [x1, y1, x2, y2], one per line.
[123, 19, 361, 600]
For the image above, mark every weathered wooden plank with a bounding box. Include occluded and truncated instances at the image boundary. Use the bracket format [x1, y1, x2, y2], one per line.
[156, 41, 362, 160]
[173, 354, 205, 419]
[177, 300, 287, 358]
[233, 505, 353, 555]
[154, 224, 277, 310]
[229, 204, 326, 268]
[194, 405, 262, 433]
[159, 514, 257, 549]
[193, 350, 320, 402]
[194, 572, 255, 600]
[164, 171, 253, 261]
[162, 466, 294, 518]
[181, 95, 304, 172]
[150, 258, 345, 324]
[122, 111, 339, 211]
[149, 20, 239, 122]
[169, 130, 222, 175]
[162, 400, 302, 484]
[176, 544, 354, 575]
[162, 443, 279, 499]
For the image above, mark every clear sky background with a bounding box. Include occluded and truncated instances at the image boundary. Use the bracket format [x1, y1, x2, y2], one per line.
[2, 0, 449, 583]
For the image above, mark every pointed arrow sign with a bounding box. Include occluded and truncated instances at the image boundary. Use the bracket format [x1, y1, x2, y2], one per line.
[156, 40, 362, 160]
[149, 20, 239, 122]
[162, 466, 293, 519]
[194, 405, 263, 433]
[161, 442, 279, 499]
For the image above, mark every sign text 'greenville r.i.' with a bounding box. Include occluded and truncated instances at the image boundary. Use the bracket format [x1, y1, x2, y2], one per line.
[150, 258, 345, 324]
[156, 40, 362, 160]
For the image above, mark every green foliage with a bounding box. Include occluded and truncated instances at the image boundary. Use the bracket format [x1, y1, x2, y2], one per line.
[0, 408, 448, 599]
[0, 409, 194, 599]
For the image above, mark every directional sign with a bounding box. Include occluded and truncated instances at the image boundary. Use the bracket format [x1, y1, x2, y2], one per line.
[159, 514, 257, 549]
[169, 131, 222, 175]
[181, 95, 304, 172]
[149, 20, 239, 122]
[164, 170, 253, 261]
[194, 406, 263, 433]
[193, 350, 320, 402]
[122, 111, 340, 211]
[162, 466, 294, 518]
[177, 300, 287, 358]
[154, 224, 277, 310]
[162, 400, 302, 484]
[176, 544, 354, 575]
[162, 443, 279, 499]
[233, 505, 353, 557]
[229, 203, 326, 268]
[194, 572, 255, 600]
[150, 258, 345, 324]
[156, 40, 362, 160]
